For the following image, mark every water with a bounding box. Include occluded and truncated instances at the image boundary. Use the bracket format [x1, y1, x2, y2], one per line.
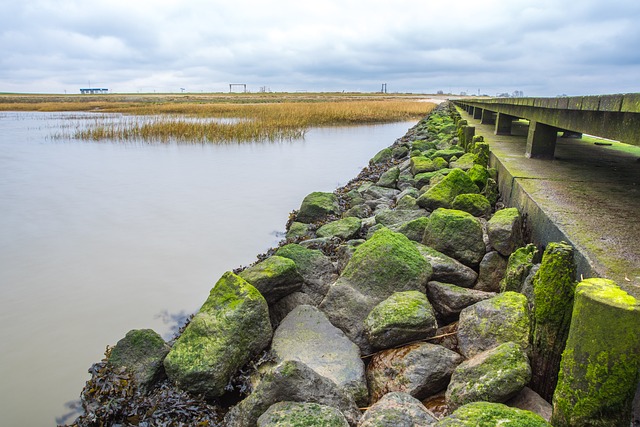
[0, 111, 416, 426]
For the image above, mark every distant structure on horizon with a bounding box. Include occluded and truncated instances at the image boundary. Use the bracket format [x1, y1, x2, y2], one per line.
[80, 88, 108, 94]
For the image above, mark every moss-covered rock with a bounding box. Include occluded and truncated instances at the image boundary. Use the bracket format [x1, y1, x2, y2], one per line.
[286, 221, 311, 240]
[432, 156, 450, 170]
[364, 290, 438, 350]
[297, 191, 340, 223]
[457, 291, 531, 358]
[417, 169, 480, 211]
[395, 216, 430, 242]
[449, 152, 479, 171]
[438, 401, 552, 426]
[452, 193, 492, 217]
[412, 139, 437, 152]
[446, 342, 532, 411]
[342, 203, 372, 219]
[316, 217, 362, 240]
[473, 142, 490, 167]
[475, 251, 508, 292]
[500, 244, 538, 292]
[487, 207, 524, 256]
[395, 194, 419, 210]
[377, 166, 400, 188]
[359, 392, 438, 427]
[430, 148, 465, 162]
[375, 209, 428, 228]
[370, 147, 393, 165]
[551, 278, 640, 427]
[163, 272, 272, 399]
[108, 329, 170, 393]
[466, 164, 489, 189]
[410, 156, 438, 175]
[422, 208, 486, 268]
[392, 145, 410, 159]
[257, 401, 349, 427]
[414, 243, 478, 288]
[482, 178, 499, 206]
[426, 281, 496, 321]
[239, 255, 303, 304]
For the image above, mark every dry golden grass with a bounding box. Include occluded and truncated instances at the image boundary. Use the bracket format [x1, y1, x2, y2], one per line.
[1, 93, 437, 142]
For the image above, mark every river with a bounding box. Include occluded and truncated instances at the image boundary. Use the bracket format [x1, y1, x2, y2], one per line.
[0, 111, 416, 426]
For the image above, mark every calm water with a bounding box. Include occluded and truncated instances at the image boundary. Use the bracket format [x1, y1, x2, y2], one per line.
[0, 111, 415, 426]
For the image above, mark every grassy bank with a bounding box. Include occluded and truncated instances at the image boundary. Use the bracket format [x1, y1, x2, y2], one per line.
[0, 93, 437, 143]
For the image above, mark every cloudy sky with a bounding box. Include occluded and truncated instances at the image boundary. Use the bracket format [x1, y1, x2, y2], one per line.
[2, 0, 640, 96]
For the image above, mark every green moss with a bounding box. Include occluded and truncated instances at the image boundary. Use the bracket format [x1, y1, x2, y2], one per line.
[297, 191, 340, 223]
[316, 216, 362, 240]
[410, 156, 437, 175]
[552, 278, 640, 426]
[450, 152, 478, 170]
[500, 244, 538, 292]
[377, 166, 400, 188]
[422, 208, 485, 267]
[364, 290, 435, 333]
[417, 168, 480, 210]
[466, 164, 489, 189]
[430, 148, 466, 162]
[473, 142, 490, 167]
[412, 139, 438, 152]
[275, 243, 324, 273]
[452, 193, 492, 217]
[258, 401, 349, 427]
[440, 401, 551, 426]
[396, 216, 430, 242]
[286, 221, 311, 240]
[371, 147, 393, 165]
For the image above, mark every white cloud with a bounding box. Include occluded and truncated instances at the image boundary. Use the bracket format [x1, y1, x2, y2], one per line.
[1, 0, 639, 95]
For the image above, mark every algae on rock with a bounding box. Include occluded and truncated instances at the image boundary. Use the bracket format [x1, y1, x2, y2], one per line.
[417, 168, 480, 211]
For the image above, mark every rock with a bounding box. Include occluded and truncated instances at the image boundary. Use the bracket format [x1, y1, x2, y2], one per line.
[393, 146, 410, 159]
[438, 401, 551, 426]
[506, 387, 552, 422]
[445, 342, 532, 411]
[416, 169, 480, 211]
[343, 204, 373, 219]
[107, 329, 170, 393]
[364, 291, 438, 350]
[268, 292, 316, 327]
[367, 343, 464, 402]
[474, 251, 507, 292]
[359, 392, 438, 427]
[164, 272, 272, 399]
[397, 187, 420, 200]
[320, 229, 432, 352]
[487, 208, 523, 256]
[375, 209, 429, 227]
[430, 149, 465, 162]
[451, 194, 491, 217]
[371, 147, 393, 165]
[426, 281, 496, 321]
[286, 221, 311, 240]
[224, 360, 361, 427]
[414, 171, 446, 189]
[482, 178, 499, 206]
[431, 157, 449, 170]
[473, 142, 490, 167]
[412, 139, 437, 152]
[429, 322, 459, 353]
[520, 263, 539, 302]
[466, 164, 489, 189]
[317, 217, 363, 240]
[297, 191, 340, 223]
[413, 243, 478, 288]
[396, 217, 430, 242]
[257, 401, 349, 427]
[362, 185, 400, 202]
[271, 305, 368, 406]
[396, 194, 420, 210]
[457, 291, 531, 358]
[377, 166, 400, 189]
[275, 243, 337, 304]
[500, 244, 538, 293]
[422, 208, 486, 268]
[449, 153, 478, 171]
[239, 255, 303, 304]
[411, 156, 439, 175]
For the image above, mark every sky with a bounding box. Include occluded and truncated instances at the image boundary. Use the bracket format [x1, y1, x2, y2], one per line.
[2, 0, 640, 96]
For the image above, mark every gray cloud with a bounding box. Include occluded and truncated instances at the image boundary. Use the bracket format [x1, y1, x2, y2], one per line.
[1, 0, 639, 95]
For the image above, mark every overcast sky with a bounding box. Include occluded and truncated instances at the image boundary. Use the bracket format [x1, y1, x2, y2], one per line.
[2, 0, 640, 96]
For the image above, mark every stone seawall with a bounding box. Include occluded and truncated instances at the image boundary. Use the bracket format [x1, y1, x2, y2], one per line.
[67, 103, 639, 427]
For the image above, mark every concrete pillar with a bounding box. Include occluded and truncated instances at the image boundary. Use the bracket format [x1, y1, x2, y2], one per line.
[481, 109, 496, 125]
[473, 107, 482, 120]
[495, 113, 517, 135]
[551, 278, 640, 426]
[526, 121, 558, 159]
[462, 126, 475, 150]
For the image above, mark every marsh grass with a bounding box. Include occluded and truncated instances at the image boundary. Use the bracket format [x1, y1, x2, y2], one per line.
[2, 93, 435, 142]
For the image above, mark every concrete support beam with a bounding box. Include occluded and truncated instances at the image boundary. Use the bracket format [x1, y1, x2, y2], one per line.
[526, 121, 558, 159]
[473, 107, 482, 119]
[495, 113, 517, 135]
[481, 109, 496, 125]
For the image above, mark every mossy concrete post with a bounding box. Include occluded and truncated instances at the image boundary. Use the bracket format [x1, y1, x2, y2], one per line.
[462, 126, 475, 151]
[530, 242, 576, 401]
[551, 278, 640, 426]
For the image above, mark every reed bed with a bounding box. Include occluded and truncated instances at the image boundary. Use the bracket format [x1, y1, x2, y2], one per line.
[4, 95, 436, 143]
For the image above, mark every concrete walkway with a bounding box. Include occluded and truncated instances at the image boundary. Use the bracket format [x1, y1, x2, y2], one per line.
[456, 107, 640, 298]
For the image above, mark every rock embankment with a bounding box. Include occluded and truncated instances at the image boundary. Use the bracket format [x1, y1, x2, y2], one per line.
[69, 103, 638, 426]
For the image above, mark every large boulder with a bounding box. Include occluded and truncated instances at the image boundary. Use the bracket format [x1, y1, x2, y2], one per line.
[413, 243, 478, 288]
[359, 392, 438, 427]
[163, 272, 272, 399]
[466, 164, 489, 189]
[275, 243, 337, 304]
[107, 329, 170, 393]
[257, 401, 349, 427]
[451, 194, 491, 218]
[416, 168, 479, 211]
[396, 217, 431, 242]
[375, 209, 429, 228]
[474, 251, 507, 292]
[422, 208, 486, 268]
[377, 166, 400, 189]
[271, 305, 368, 405]
[364, 291, 438, 350]
[449, 152, 478, 171]
[317, 217, 362, 240]
[224, 360, 361, 427]
[320, 229, 432, 353]
[239, 255, 303, 304]
[367, 343, 463, 401]
[411, 156, 440, 175]
[426, 281, 496, 321]
[445, 342, 532, 411]
[487, 208, 523, 256]
[297, 191, 340, 223]
[456, 291, 531, 358]
[506, 387, 553, 422]
[437, 401, 551, 426]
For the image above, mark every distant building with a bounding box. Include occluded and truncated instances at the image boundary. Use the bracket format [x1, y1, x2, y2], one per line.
[80, 88, 108, 94]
